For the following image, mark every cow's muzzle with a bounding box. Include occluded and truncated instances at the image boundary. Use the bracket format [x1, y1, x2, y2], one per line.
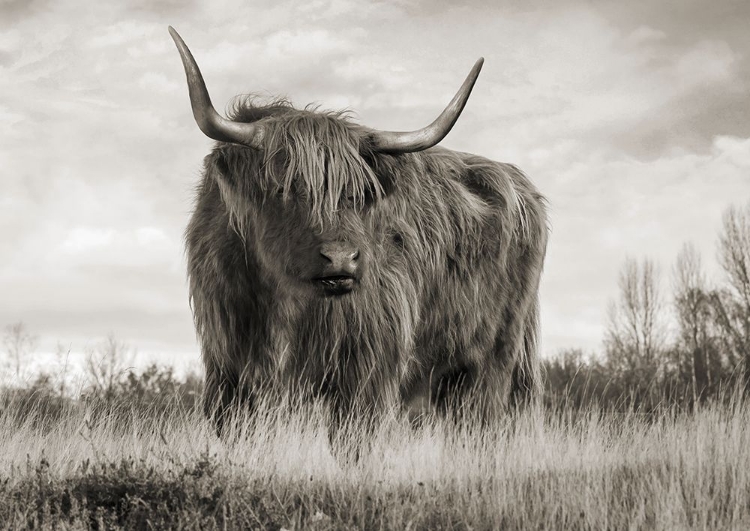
[312, 242, 361, 295]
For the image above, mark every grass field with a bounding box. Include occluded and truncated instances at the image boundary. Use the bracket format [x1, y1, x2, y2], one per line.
[0, 396, 748, 530]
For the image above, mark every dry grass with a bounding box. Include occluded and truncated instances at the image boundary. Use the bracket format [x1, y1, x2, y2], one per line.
[0, 396, 748, 530]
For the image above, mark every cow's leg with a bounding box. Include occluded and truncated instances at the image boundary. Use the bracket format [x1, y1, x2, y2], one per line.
[326, 395, 376, 465]
[428, 362, 512, 424]
[327, 381, 396, 464]
[327, 396, 359, 464]
[508, 298, 541, 410]
[203, 361, 255, 438]
[457, 294, 542, 420]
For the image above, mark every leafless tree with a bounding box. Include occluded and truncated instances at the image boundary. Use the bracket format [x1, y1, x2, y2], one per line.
[2, 321, 37, 379]
[605, 257, 667, 375]
[85, 334, 135, 399]
[711, 203, 750, 388]
[673, 243, 715, 405]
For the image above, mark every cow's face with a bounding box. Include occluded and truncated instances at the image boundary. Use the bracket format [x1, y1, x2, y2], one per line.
[214, 124, 389, 298]
[252, 187, 375, 297]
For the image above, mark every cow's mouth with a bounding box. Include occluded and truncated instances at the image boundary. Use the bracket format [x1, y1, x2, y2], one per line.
[312, 275, 357, 295]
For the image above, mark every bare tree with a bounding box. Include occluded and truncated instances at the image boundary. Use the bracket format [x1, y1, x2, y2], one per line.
[85, 334, 135, 399]
[605, 257, 667, 375]
[712, 203, 750, 388]
[673, 243, 715, 405]
[2, 321, 37, 379]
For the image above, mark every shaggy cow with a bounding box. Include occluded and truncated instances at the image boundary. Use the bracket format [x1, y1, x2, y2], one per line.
[169, 27, 548, 435]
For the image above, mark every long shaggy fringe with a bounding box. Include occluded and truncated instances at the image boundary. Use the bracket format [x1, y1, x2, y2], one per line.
[229, 98, 383, 226]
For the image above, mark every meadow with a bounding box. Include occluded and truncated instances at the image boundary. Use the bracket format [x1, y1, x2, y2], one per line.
[0, 386, 748, 530]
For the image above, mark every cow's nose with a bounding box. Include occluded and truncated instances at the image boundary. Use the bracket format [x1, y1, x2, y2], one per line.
[319, 242, 360, 274]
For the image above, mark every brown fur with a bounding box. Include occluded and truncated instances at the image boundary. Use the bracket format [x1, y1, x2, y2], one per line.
[184, 99, 548, 433]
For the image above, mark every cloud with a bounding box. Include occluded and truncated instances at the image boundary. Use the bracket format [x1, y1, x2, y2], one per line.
[61, 227, 116, 253]
[0, 0, 51, 27]
[138, 71, 179, 93]
[625, 25, 667, 46]
[675, 39, 738, 87]
[124, 0, 198, 17]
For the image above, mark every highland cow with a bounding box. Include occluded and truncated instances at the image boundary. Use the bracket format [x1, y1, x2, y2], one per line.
[169, 27, 548, 436]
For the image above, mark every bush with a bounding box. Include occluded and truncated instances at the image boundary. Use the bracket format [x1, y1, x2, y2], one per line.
[81, 364, 203, 419]
[0, 374, 76, 429]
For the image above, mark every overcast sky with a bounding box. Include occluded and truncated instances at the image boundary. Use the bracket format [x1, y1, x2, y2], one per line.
[2, 0, 749, 377]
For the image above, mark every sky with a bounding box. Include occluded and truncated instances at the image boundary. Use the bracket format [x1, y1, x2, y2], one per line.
[1, 0, 749, 379]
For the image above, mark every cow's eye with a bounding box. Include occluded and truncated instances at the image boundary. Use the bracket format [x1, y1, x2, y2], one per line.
[392, 232, 404, 248]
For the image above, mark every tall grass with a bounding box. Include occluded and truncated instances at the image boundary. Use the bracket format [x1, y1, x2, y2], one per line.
[0, 392, 748, 530]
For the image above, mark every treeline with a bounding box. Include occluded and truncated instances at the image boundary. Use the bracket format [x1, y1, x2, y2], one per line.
[544, 202, 750, 413]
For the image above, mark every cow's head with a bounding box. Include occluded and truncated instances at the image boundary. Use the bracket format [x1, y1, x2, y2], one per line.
[170, 27, 482, 297]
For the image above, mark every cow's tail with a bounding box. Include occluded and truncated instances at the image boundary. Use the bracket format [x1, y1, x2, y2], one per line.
[510, 296, 542, 409]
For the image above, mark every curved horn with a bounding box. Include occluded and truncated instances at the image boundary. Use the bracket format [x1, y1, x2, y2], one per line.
[369, 58, 484, 154]
[168, 26, 264, 149]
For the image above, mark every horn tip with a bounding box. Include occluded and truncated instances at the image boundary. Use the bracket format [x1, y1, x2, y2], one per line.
[168, 26, 181, 42]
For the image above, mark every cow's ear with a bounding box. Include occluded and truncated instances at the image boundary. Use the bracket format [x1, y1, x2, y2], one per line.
[214, 150, 230, 176]
[206, 149, 234, 188]
[207, 147, 266, 211]
[206, 148, 245, 211]
[208, 148, 248, 198]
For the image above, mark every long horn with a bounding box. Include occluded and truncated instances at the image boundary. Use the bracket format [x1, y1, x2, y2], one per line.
[368, 58, 484, 154]
[168, 27, 264, 149]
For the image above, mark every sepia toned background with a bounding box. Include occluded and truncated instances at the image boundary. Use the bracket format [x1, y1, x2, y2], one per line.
[2, 0, 749, 377]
